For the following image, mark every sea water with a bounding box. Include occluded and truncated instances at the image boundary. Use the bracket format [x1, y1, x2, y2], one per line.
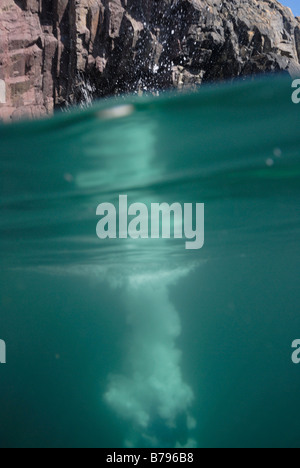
[0, 77, 300, 448]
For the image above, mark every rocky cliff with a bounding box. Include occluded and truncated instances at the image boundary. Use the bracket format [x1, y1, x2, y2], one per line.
[0, 0, 300, 121]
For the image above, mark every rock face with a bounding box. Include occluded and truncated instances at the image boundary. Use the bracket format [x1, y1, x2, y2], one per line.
[0, 0, 300, 121]
[0, 0, 58, 121]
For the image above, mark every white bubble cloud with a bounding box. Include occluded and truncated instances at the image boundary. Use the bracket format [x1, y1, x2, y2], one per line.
[104, 266, 197, 447]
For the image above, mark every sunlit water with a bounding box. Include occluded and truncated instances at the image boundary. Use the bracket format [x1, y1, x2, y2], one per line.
[0, 77, 300, 448]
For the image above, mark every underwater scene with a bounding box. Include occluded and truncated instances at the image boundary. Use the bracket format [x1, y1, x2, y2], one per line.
[0, 77, 300, 448]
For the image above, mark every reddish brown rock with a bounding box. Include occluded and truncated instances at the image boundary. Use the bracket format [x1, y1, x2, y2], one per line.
[0, 0, 57, 121]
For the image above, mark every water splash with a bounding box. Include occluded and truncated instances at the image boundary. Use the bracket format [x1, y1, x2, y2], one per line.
[104, 268, 197, 448]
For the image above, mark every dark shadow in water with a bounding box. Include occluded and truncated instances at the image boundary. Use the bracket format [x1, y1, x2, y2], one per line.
[0, 270, 127, 448]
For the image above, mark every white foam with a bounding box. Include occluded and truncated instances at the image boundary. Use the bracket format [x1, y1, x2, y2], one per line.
[104, 267, 197, 446]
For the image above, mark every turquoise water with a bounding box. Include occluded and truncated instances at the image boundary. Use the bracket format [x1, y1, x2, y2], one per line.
[0, 77, 300, 448]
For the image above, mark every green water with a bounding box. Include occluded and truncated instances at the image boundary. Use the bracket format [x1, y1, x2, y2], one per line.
[0, 77, 300, 448]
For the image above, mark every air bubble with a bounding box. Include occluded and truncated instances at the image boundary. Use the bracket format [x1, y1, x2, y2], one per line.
[97, 104, 135, 120]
